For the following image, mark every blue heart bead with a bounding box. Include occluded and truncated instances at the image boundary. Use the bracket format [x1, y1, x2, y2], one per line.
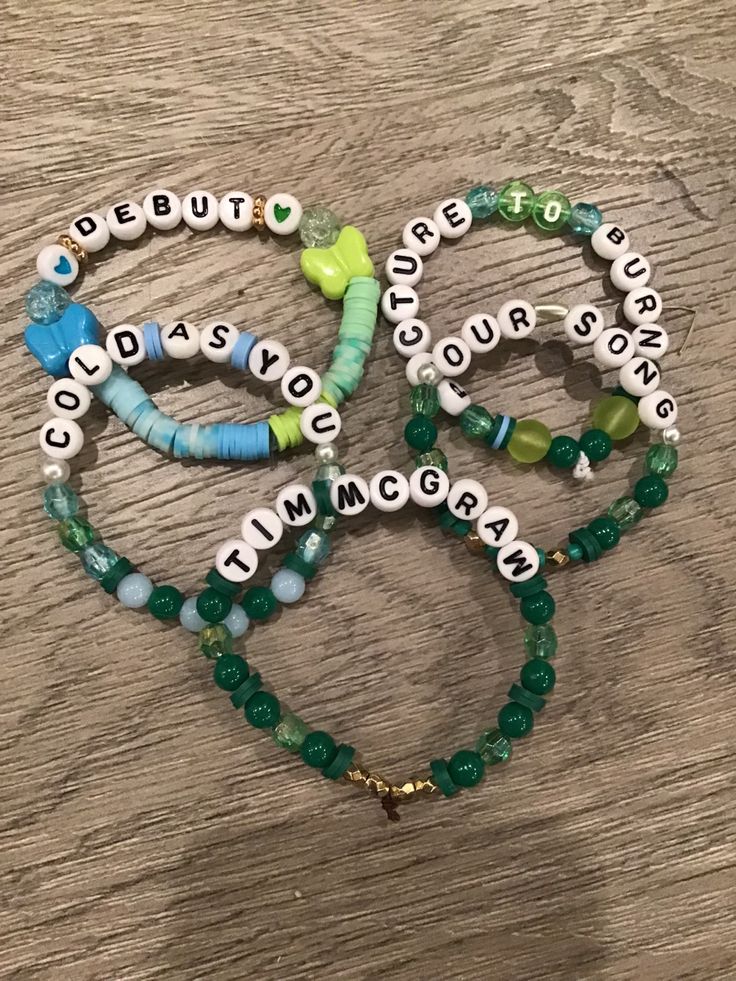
[54, 255, 72, 276]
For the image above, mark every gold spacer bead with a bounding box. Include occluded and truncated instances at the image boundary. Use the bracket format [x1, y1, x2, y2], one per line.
[252, 195, 267, 231]
[545, 549, 570, 567]
[56, 234, 88, 264]
[464, 530, 485, 554]
[365, 773, 391, 797]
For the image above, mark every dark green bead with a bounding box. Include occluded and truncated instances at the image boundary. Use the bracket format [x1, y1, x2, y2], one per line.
[460, 404, 493, 439]
[520, 657, 556, 696]
[196, 587, 232, 623]
[100, 557, 134, 594]
[244, 690, 281, 729]
[230, 672, 262, 709]
[510, 574, 547, 598]
[567, 542, 584, 561]
[282, 552, 318, 580]
[430, 758, 459, 797]
[213, 654, 249, 692]
[569, 527, 603, 563]
[322, 743, 355, 780]
[409, 383, 440, 418]
[546, 435, 579, 468]
[634, 474, 669, 509]
[498, 701, 534, 739]
[447, 749, 485, 788]
[520, 591, 555, 625]
[404, 414, 437, 451]
[301, 730, 337, 769]
[147, 584, 184, 620]
[58, 517, 95, 552]
[579, 428, 612, 461]
[587, 515, 621, 551]
[242, 586, 277, 620]
[205, 567, 241, 598]
[508, 682, 545, 713]
[611, 385, 640, 404]
[415, 448, 448, 472]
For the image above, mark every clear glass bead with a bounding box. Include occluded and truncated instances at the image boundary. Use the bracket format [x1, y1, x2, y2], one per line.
[524, 624, 558, 660]
[460, 404, 493, 439]
[415, 448, 448, 471]
[465, 184, 498, 219]
[568, 202, 602, 236]
[80, 543, 119, 580]
[296, 528, 331, 566]
[476, 728, 512, 765]
[43, 482, 79, 520]
[298, 207, 341, 248]
[645, 444, 678, 478]
[608, 496, 643, 530]
[314, 513, 337, 533]
[410, 383, 440, 417]
[272, 712, 310, 753]
[25, 280, 71, 324]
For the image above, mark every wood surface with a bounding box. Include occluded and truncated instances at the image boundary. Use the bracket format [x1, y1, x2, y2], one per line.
[2, 1, 735, 978]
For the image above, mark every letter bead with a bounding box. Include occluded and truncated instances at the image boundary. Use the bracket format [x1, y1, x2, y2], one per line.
[497, 299, 536, 340]
[623, 287, 663, 326]
[161, 321, 200, 359]
[619, 356, 661, 397]
[476, 506, 519, 548]
[37, 244, 79, 287]
[106, 201, 147, 241]
[39, 417, 84, 459]
[369, 470, 410, 512]
[591, 222, 630, 261]
[182, 190, 219, 231]
[106, 324, 146, 366]
[265, 193, 303, 236]
[563, 304, 605, 345]
[405, 352, 435, 386]
[142, 189, 182, 231]
[447, 478, 488, 520]
[638, 389, 678, 429]
[47, 378, 91, 419]
[385, 249, 423, 287]
[402, 217, 441, 257]
[461, 314, 501, 354]
[496, 540, 540, 582]
[409, 466, 450, 507]
[275, 483, 318, 527]
[381, 284, 419, 324]
[200, 322, 239, 364]
[248, 339, 290, 381]
[218, 191, 254, 232]
[215, 538, 259, 582]
[593, 328, 635, 369]
[281, 365, 322, 407]
[241, 508, 284, 550]
[433, 198, 472, 239]
[610, 252, 652, 292]
[632, 323, 669, 360]
[432, 336, 472, 377]
[69, 344, 113, 385]
[69, 213, 110, 253]
[330, 474, 371, 516]
[393, 319, 431, 358]
[438, 378, 471, 416]
[299, 403, 341, 444]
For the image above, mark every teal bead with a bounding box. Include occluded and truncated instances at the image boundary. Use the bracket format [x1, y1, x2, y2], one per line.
[404, 415, 437, 451]
[588, 515, 621, 551]
[498, 701, 534, 739]
[430, 758, 459, 797]
[322, 743, 356, 780]
[244, 691, 281, 729]
[58, 516, 95, 552]
[315, 463, 345, 483]
[410, 383, 440, 418]
[298, 206, 341, 248]
[43, 482, 79, 520]
[508, 682, 545, 714]
[520, 591, 555, 625]
[524, 624, 558, 659]
[448, 749, 485, 788]
[520, 658, 556, 696]
[579, 428, 612, 462]
[301, 730, 337, 769]
[295, 528, 331, 566]
[460, 404, 494, 439]
[608, 496, 643, 530]
[568, 202, 602, 235]
[645, 443, 678, 477]
[546, 435, 579, 468]
[196, 587, 232, 623]
[314, 513, 338, 533]
[476, 728, 512, 765]
[634, 474, 669, 509]
[567, 542, 584, 561]
[465, 184, 498, 219]
[80, 543, 119, 580]
[213, 654, 249, 692]
[25, 280, 71, 324]
[416, 448, 448, 472]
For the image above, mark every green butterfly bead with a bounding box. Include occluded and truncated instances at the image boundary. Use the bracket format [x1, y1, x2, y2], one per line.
[300, 225, 374, 300]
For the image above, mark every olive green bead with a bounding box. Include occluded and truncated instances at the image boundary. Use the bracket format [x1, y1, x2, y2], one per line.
[520, 658, 556, 696]
[460, 404, 493, 439]
[588, 515, 621, 551]
[147, 584, 185, 620]
[608, 496, 643, 530]
[404, 414, 437, 452]
[58, 516, 95, 552]
[476, 728, 512, 765]
[244, 690, 281, 729]
[645, 443, 678, 477]
[579, 428, 613, 462]
[520, 591, 555, 625]
[497, 180, 535, 222]
[546, 435, 579, 468]
[409, 383, 440, 418]
[507, 419, 552, 464]
[301, 730, 337, 769]
[199, 623, 233, 658]
[591, 396, 640, 441]
[241, 586, 277, 621]
[196, 587, 232, 623]
[634, 474, 669, 509]
[524, 623, 558, 659]
[448, 749, 485, 788]
[498, 701, 534, 739]
[213, 654, 249, 691]
[531, 190, 571, 232]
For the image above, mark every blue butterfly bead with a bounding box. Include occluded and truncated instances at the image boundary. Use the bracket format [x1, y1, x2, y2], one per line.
[24, 303, 101, 377]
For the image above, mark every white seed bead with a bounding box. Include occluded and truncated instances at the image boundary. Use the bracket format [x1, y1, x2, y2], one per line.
[393, 319, 431, 358]
[496, 540, 540, 583]
[181, 190, 219, 231]
[39, 418, 84, 459]
[218, 191, 254, 232]
[591, 222, 629, 260]
[275, 483, 318, 526]
[264, 193, 302, 235]
[199, 322, 239, 363]
[432, 336, 472, 378]
[161, 321, 200, 359]
[142, 189, 182, 231]
[248, 339, 290, 381]
[215, 538, 259, 582]
[476, 506, 519, 548]
[461, 313, 501, 354]
[36, 244, 78, 287]
[433, 197, 472, 239]
[330, 474, 370, 516]
[638, 389, 678, 429]
[385, 249, 423, 287]
[369, 470, 410, 512]
[299, 403, 341, 444]
[619, 356, 661, 397]
[447, 478, 488, 521]
[402, 216, 440, 257]
[610, 252, 651, 292]
[47, 378, 91, 419]
[416, 361, 443, 386]
[69, 213, 109, 253]
[497, 299, 536, 340]
[405, 352, 434, 386]
[381, 284, 419, 324]
[563, 304, 605, 345]
[241, 507, 284, 550]
[280, 365, 322, 407]
[593, 328, 635, 369]
[106, 201, 147, 241]
[662, 426, 682, 446]
[408, 466, 450, 508]
[106, 324, 146, 366]
[623, 286, 663, 325]
[68, 344, 113, 385]
[438, 378, 471, 416]
[41, 456, 70, 484]
[632, 323, 669, 360]
[314, 442, 339, 465]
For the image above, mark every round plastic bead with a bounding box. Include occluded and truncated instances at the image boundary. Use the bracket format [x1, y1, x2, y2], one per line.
[497, 299, 536, 340]
[497, 180, 535, 222]
[222, 604, 249, 639]
[242, 586, 277, 621]
[298, 206, 340, 248]
[465, 184, 498, 219]
[611, 252, 651, 292]
[507, 419, 551, 464]
[213, 654, 249, 692]
[447, 478, 488, 521]
[593, 328, 635, 370]
[40, 418, 85, 460]
[43, 482, 79, 520]
[477, 506, 519, 548]
[382, 284, 419, 324]
[271, 568, 306, 604]
[591, 396, 640, 440]
[448, 750, 485, 788]
[106, 324, 147, 367]
[432, 336, 472, 377]
[409, 466, 450, 508]
[520, 591, 556, 625]
[106, 200, 147, 240]
[588, 516, 621, 551]
[591, 222, 629, 260]
[433, 197, 472, 239]
[26, 281, 71, 324]
[369, 470, 410, 512]
[638, 390, 678, 430]
[461, 313, 500, 354]
[299, 404, 341, 445]
[281, 366, 322, 408]
[142, 189, 182, 231]
[520, 658, 556, 696]
[301, 730, 337, 769]
[241, 508, 284, 551]
[623, 286, 662, 326]
[579, 428, 613, 461]
[69, 344, 113, 386]
[568, 202, 602, 236]
[36, 244, 79, 287]
[632, 324, 669, 361]
[619, 356, 660, 398]
[497, 540, 540, 583]
[563, 303, 605, 346]
[404, 415, 437, 451]
[547, 435, 579, 468]
[245, 691, 281, 729]
[646, 444, 678, 477]
[70, 212, 110, 252]
[532, 190, 571, 231]
[147, 584, 184, 620]
[181, 190, 219, 231]
[634, 474, 669, 509]
[393, 319, 432, 359]
[524, 624, 558, 660]
[200, 321, 239, 364]
[161, 321, 200, 359]
[180, 596, 208, 632]
[402, 216, 441, 257]
[41, 458, 70, 484]
[498, 702, 534, 739]
[265, 193, 302, 235]
[196, 587, 232, 623]
[117, 573, 153, 609]
[385, 249, 423, 288]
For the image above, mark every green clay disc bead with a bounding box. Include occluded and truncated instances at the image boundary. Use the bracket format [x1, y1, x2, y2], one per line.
[634, 474, 669, 509]
[531, 190, 571, 232]
[430, 759, 459, 797]
[447, 749, 485, 788]
[497, 180, 535, 222]
[245, 690, 281, 729]
[404, 414, 437, 452]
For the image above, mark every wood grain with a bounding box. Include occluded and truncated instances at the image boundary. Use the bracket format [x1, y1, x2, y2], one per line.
[2, 1, 736, 978]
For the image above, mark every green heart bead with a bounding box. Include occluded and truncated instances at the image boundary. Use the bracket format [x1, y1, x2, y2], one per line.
[273, 202, 291, 223]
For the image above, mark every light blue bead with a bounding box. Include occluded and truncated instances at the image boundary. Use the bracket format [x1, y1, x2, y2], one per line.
[80, 543, 119, 580]
[465, 184, 498, 219]
[296, 528, 331, 566]
[271, 568, 306, 604]
[230, 332, 258, 371]
[179, 596, 208, 632]
[43, 482, 78, 520]
[143, 321, 164, 360]
[25, 281, 71, 325]
[116, 572, 153, 608]
[223, 604, 249, 638]
[24, 303, 100, 378]
[568, 202, 602, 236]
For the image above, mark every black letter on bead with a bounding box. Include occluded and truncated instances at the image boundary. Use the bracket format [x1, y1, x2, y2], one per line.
[168, 322, 191, 341]
[481, 517, 510, 543]
[207, 324, 231, 350]
[249, 518, 275, 543]
[113, 203, 136, 225]
[633, 359, 659, 387]
[398, 324, 424, 349]
[190, 195, 209, 219]
[389, 289, 415, 312]
[409, 221, 436, 245]
[453, 492, 479, 518]
[441, 202, 466, 229]
[442, 343, 465, 368]
[446, 380, 468, 400]
[336, 480, 367, 511]
[635, 292, 658, 315]
[286, 373, 314, 399]
[419, 468, 440, 495]
[623, 257, 646, 280]
[112, 329, 141, 360]
[501, 548, 534, 579]
[572, 309, 599, 338]
[468, 318, 497, 346]
[71, 354, 100, 378]
[391, 253, 418, 277]
[152, 194, 172, 216]
[73, 215, 98, 239]
[378, 475, 399, 501]
[53, 388, 82, 413]
[606, 226, 626, 245]
[311, 411, 337, 436]
[44, 427, 71, 449]
[509, 307, 531, 332]
[282, 492, 315, 523]
[636, 327, 664, 350]
[226, 196, 246, 218]
[608, 332, 629, 355]
[223, 548, 253, 575]
[656, 397, 675, 419]
[256, 347, 281, 376]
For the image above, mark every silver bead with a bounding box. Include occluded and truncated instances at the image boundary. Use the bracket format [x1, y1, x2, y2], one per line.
[40, 456, 70, 484]
[314, 442, 339, 465]
[662, 426, 682, 446]
[416, 362, 442, 386]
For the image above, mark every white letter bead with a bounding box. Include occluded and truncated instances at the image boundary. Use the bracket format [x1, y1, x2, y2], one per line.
[632, 324, 669, 360]
[248, 339, 290, 381]
[142, 189, 182, 231]
[218, 191, 254, 232]
[438, 378, 471, 416]
[106, 324, 146, 366]
[276, 483, 317, 526]
[69, 213, 110, 253]
[447, 478, 488, 520]
[610, 252, 652, 292]
[409, 466, 450, 507]
[241, 507, 284, 550]
[47, 378, 91, 419]
[106, 201, 147, 241]
[381, 284, 419, 324]
[433, 198, 472, 239]
[591, 222, 630, 260]
[432, 336, 472, 378]
[385, 249, 423, 287]
[181, 191, 219, 231]
[68, 344, 113, 385]
[405, 352, 434, 386]
[369, 470, 410, 512]
[393, 319, 431, 358]
[638, 390, 678, 429]
[281, 365, 322, 407]
[215, 538, 259, 582]
[619, 356, 661, 397]
[461, 314, 501, 354]
[37, 244, 79, 287]
[39, 418, 84, 459]
[563, 304, 605, 345]
[402, 217, 441, 257]
[264, 193, 302, 235]
[200, 322, 239, 363]
[593, 328, 635, 369]
[497, 300, 536, 339]
[330, 474, 370, 516]
[497, 540, 540, 582]
[476, 506, 519, 548]
[161, 321, 200, 359]
[623, 287, 663, 325]
[299, 403, 341, 444]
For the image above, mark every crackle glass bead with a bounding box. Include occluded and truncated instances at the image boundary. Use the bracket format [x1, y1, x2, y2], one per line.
[646, 443, 678, 478]
[497, 180, 535, 222]
[608, 496, 642, 530]
[25, 280, 71, 324]
[199, 623, 233, 659]
[296, 528, 331, 566]
[58, 516, 95, 552]
[416, 448, 448, 471]
[410, 383, 440, 418]
[298, 206, 341, 248]
[80, 542, 119, 580]
[460, 404, 493, 439]
[524, 623, 558, 659]
[476, 727, 512, 765]
[315, 513, 337, 533]
[43, 482, 78, 520]
[272, 712, 310, 753]
[568, 202, 602, 236]
[465, 184, 498, 219]
[315, 463, 345, 483]
[532, 191, 571, 232]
